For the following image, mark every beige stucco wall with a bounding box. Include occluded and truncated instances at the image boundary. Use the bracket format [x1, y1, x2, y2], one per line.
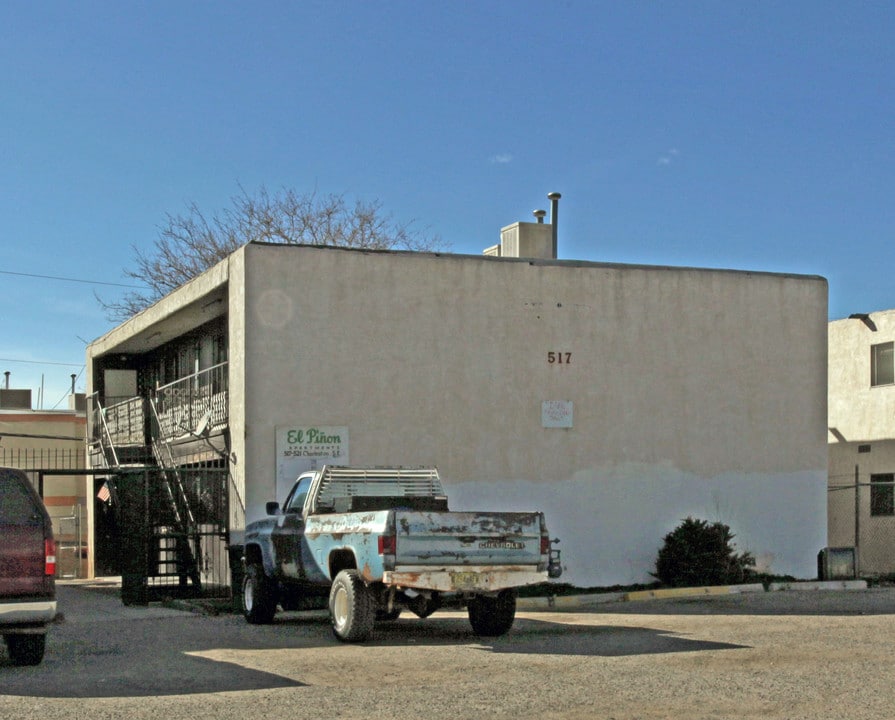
[829, 311, 895, 443]
[828, 311, 895, 574]
[827, 439, 895, 575]
[227, 248, 248, 530]
[236, 244, 828, 585]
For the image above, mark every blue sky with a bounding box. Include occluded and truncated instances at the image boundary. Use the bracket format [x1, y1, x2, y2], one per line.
[2, 1, 893, 406]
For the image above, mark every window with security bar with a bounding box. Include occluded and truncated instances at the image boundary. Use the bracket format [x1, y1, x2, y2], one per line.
[870, 473, 895, 517]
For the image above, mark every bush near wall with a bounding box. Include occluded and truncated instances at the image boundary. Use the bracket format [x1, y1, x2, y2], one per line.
[653, 517, 756, 588]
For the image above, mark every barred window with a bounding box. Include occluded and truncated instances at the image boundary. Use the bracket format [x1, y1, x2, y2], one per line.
[870, 473, 895, 517]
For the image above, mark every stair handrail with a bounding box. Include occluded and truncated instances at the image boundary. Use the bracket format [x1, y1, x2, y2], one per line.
[147, 396, 196, 527]
[147, 395, 202, 589]
[89, 392, 120, 468]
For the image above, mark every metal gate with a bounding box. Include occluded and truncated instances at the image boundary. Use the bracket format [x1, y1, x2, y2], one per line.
[108, 465, 231, 605]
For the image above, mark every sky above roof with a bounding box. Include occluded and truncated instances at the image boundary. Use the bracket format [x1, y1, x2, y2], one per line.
[2, 1, 893, 407]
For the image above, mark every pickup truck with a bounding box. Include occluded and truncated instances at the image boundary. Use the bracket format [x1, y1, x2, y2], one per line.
[241, 466, 562, 642]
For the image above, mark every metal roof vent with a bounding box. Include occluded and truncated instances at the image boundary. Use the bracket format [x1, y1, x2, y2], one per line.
[547, 192, 561, 258]
[487, 193, 561, 259]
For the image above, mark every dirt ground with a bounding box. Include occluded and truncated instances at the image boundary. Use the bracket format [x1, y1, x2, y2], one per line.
[2, 585, 894, 720]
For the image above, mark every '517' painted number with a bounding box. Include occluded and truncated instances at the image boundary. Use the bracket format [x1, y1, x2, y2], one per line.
[547, 352, 572, 364]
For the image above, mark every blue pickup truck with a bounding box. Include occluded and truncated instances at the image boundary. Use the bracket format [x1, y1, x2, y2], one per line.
[241, 466, 562, 642]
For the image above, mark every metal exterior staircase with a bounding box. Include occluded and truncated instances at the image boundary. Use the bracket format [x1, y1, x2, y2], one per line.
[148, 396, 203, 590]
[90, 392, 205, 592]
[89, 367, 236, 600]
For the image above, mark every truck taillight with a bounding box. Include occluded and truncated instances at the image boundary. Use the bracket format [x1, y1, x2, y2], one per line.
[378, 534, 396, 555]
[45, 539, 57, 576]
[540, 534, 551, 555]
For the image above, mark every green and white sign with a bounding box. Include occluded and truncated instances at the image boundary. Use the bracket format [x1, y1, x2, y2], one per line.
[275, 425, 349, 500]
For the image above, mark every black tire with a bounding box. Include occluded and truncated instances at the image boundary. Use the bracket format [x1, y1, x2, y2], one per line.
[376, 608, 402, 622]
[243, 563, 277, 624]
[329, 569, 375, 642]
[467, 590, 517, 637]
[5, 633, 46, 666]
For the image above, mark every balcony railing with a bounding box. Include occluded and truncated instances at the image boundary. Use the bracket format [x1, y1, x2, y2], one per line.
[89, 395, 146, 451]
[154, 362, 229, 440]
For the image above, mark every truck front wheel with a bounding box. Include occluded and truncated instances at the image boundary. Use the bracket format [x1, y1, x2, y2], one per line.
[467, 590, 517, 637]
[329, 570, 375, 642]
[243, 563, 277, 624]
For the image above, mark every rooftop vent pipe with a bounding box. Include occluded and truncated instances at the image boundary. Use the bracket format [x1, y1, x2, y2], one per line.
[547, 192, 561, 258]
[4, 371, 9, 390]
[533, 209, 547, 223]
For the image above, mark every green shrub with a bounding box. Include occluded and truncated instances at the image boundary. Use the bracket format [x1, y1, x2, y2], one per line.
[653, 517, 755, 587]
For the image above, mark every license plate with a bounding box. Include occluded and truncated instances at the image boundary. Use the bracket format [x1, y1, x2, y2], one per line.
[450, 571, 479, 590]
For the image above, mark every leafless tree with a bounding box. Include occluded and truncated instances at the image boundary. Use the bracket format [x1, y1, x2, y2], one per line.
[99, 186, 445, 321]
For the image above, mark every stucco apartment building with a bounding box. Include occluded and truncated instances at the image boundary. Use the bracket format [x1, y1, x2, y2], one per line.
[85, 226, 829, 589]
[829, 309, 895, 576]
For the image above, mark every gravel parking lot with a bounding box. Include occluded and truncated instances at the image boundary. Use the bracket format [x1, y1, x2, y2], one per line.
[1, 584, 894, 720]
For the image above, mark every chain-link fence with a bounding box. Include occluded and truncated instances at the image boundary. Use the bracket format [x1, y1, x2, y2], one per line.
[829, 471, 895, 577]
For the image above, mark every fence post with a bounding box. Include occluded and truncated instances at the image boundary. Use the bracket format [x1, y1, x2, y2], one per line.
[854, 464, 861, 575]
[120, 470, 149, 606]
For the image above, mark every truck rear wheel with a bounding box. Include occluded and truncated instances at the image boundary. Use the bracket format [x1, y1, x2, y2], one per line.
[467, 590, 517, 637]
[243, 563, 277, 624]
[329, 569, 375, 642]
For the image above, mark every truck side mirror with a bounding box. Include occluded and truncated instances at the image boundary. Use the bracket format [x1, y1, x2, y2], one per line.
[266, 501, 280, 516]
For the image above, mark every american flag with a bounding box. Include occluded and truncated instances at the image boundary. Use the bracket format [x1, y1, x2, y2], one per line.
[97, 481, 112, 503]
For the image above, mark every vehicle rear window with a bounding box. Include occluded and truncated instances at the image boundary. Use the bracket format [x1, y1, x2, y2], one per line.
[0, 474, 39, 523]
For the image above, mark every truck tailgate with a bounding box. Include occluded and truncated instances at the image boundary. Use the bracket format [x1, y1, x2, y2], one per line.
[394, 511, 543, 566]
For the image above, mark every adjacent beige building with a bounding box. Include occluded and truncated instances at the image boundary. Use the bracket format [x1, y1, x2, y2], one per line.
[86, 235, 829, 587]
[0, 386, 88, 578]
[828, 310, 895, 575]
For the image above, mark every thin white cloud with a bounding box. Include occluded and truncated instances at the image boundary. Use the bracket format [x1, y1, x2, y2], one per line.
[490, 153, 514, 164]
[657, 148, 680, 166]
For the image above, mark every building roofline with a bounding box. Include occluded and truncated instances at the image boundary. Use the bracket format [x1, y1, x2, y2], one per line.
[830, 308, 895, 324]
[0, 411, 86, 422]
[245, 240, 829, 284]
[88, 241, 828, 357]
[87, 251, 231, 357]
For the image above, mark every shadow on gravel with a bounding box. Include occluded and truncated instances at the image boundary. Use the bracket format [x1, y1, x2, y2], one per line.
[486, 618, 749, 656]
[0, 615, 309, 699]
[365, 616, 749, 657]
[0, 587, 313, 699]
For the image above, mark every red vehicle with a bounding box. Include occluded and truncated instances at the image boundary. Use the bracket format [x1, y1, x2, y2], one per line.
[0, 467, 57, 666]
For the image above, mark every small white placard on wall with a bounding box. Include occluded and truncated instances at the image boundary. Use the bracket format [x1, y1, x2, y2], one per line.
[542, 400, 573, 428]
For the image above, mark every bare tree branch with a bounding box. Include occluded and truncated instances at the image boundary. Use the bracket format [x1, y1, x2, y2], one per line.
[98, 186, 445, 321]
